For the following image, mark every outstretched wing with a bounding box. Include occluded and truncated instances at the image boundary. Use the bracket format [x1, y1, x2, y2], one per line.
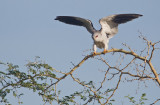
[55, 16, 96, 34]
[99, 14, 142, 39]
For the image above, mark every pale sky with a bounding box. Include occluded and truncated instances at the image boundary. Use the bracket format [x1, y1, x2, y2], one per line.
[0, 0, 160, 105]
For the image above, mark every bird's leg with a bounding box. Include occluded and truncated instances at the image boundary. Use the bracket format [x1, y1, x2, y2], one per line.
[103, 43, 108, 54]
[93, 44, 97, 55]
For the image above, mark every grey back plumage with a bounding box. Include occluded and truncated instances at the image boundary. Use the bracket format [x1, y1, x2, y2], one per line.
[99, 14, 142, 38]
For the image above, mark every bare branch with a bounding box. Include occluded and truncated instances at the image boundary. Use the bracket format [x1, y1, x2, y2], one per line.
[45, 47, 160, 91]
[150, 99, 160, 105]
[104, 73, 123, 105]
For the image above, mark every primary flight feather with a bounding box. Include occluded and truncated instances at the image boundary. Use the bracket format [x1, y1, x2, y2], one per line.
[55, 14, 142, 54]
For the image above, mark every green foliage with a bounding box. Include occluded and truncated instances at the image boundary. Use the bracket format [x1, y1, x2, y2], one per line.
[57, 83, 116, 105]
[0, 57, 151, 105]
[125, 93, 147, 105]
[0, 58, 57, 104]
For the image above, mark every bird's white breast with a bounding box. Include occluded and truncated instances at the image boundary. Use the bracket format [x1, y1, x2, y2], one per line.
[92, 32, 109, 49]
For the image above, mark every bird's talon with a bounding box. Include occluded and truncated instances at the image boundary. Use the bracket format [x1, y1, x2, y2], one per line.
[93, 52, 96, 55]
[103, 49, 108, 54]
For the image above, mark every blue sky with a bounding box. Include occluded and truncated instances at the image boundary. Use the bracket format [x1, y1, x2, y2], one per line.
[0, 0, 160, 105]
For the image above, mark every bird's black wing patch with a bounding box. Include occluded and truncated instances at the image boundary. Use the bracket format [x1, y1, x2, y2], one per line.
[113, 14, 143, 24]
[55, 16, 84, 26]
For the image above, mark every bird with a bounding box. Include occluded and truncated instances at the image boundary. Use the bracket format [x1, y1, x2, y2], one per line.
[55, 14, 142, 54]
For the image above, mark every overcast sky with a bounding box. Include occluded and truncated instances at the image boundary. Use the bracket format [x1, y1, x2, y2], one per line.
[0, 0, 160, 105]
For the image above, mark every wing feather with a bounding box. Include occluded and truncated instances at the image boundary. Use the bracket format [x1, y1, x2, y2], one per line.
[55, 16, 96, 34]
[112, 14, 143, 24]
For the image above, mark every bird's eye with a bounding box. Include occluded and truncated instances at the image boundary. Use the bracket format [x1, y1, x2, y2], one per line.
[95, 35, 98, 38]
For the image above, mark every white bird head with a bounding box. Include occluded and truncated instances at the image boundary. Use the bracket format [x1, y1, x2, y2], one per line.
[92, 31, 102, 42]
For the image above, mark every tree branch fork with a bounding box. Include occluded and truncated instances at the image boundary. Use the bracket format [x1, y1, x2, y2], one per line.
[55, 48, 160, 87]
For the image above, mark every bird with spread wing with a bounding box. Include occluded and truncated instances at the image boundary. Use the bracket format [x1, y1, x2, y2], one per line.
[55, 14, 142, 54]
